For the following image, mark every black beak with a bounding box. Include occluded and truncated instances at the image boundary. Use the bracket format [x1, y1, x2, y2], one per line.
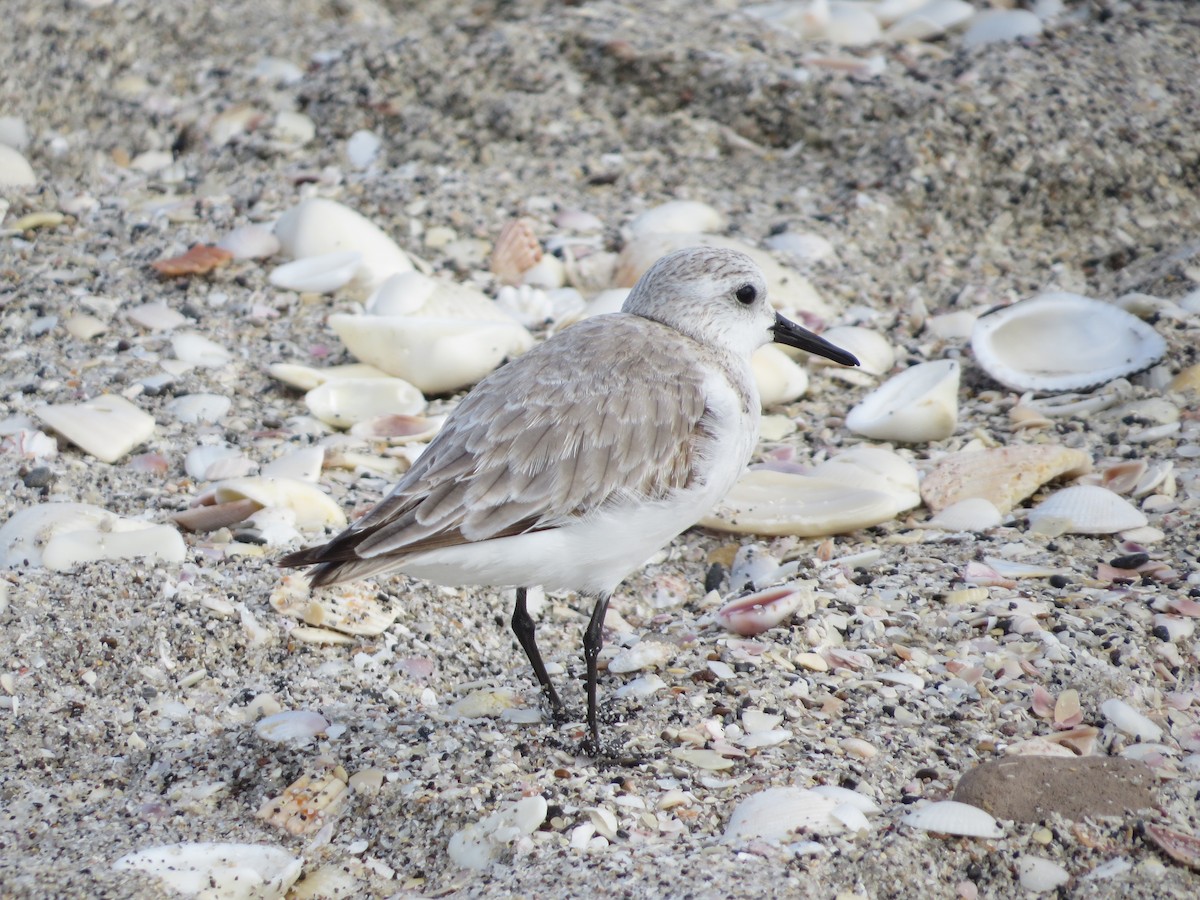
[771, 312, 860, 367]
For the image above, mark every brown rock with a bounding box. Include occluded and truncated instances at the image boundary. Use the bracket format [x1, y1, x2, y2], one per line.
[952, 756, 1157, 822]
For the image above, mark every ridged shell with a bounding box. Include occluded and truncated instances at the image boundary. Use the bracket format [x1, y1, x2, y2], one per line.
[845, 359, 960, 443]
[490, 218, 542, 285]
[257, 767, 349, 836]
[270, 575, 399, 636]
[971, 292, 1166, 392]
[1026, 485, 1147, 536]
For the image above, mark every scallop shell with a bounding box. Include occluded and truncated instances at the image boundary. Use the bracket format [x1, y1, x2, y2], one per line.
[1026, 485, 1147, 536]
[702, 470, 908, 537]
[921, 444, 1092, 514]
[715, 582, 815, 636]
[751, 344, 809, 408]
[615, 233, 831, 318]
[328, 313, 534, 395]
[113, 843, 302, 899]
[901, 800, 1003, 838]
[268, 251, 362, 293]
[845, 359, 960, 443]
[304, 377, 425, 429]
[971, 292, 1166, 393]
[490, 218, 542, 285]
[628, 201, 725, 237]
[35, 394, 155, 463]
[723, 787, 844, 843]
[274, 198, 412, 289]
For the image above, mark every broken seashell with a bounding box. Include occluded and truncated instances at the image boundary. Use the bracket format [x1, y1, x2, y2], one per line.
[349, 413, 442, 442]
[723, 787, 844, 843]
[962, 9, 1043, 49]
[271, 575, 399, 636]
[490, 218, 542, 285]
[1026, 485, 1147, 536]
[166, 393, 231, 425]
[971, 292, 1166, 393]
[185, 445, 254, 481]
[1017, 856, 1070, 893]
[812, 446, 922, 512]
[171, 332, 234, 368]
[113, 843, 302, 899]
[41, 524, 185, 571]
[901, 800, 1003, 838]
[715, 582, 815, 636]
[367, 271, 513, 322]
[703, 470, 907, 537]
[751, 344, 809, 408]
[0, 144, 36, 186]
[255, 710, 330, 744]
[809, 326, 894, 376]
[628, 201, 725, 237]
[448, 796, 548, 870]
[886, 0, 976, 41]
[126, 302, 187, 331]
[257, 767, 349, 836]
[36, 394, 155, 463]
[274, 198, 412, 288]
[268, 251, 362, 293]
[151, 244, 233, 277]
[172, 499, 262, 533]
[328, 313, 534, 395]
[845, 359, 959, 443]
[304, 377, 425, 429]
[1, 503, 167, 569]
[267, 361, 391, 392]
[927, 498, 1002, 532]
[260, 447, 325, 482]
[207, 477, 347, 530]
[921, 444, 1091, 514]
[217, 223, 281, 260]
[609, 639, 675, 673]
[1100, 699, 1163, 742]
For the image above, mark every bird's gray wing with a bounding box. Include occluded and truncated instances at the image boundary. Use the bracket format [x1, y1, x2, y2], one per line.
[280, 315, 712, 584]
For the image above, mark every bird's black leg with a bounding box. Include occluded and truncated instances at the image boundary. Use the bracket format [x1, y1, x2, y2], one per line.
[582, 593, 612, 754]
[511, 587, 565, 717]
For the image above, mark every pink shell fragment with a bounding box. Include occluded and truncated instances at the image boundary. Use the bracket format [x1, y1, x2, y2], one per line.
[715, 585, 808, 637]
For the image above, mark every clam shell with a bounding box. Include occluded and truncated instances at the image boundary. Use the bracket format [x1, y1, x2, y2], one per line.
[254, 710, 330, 744]
[809, 326, 894, 376]
[448, 796, 548, 870]
[812, 446, 921, 512]
[367, 270, 514, 321]
[35, 394, 155, 463]
[723, 787, 844, 843]
[171, 332, 234, 368]
[41, 524, 185, 571]
[1017, 857, 1070, 893]
[702, 470, 907, 537]
[185, 445, 255, 481]
[971, 292, 1166, 392]
[210, 476, 347, 529]
[113, 843, 302, 899]
[1100, 698, 1163, 742]
[921, 444, 1092, 514]
[490, 218, 542, 285]
[751, 344, 809, 408]
[615, 233, 831, 317]
[926, 497, 1003, 532]
[1026, 485, 1147, 536]
[166, 393, 231, 425]
[266, 361, 391, 392]
[628, 201, 725, 237]
[268, 250, 362, 293]
[260, 446, 325, 482]
[845, 359, 960, 443]
[274, 198, 412, 288]
[1, 503, 160, 569]
[304, 377, 425, 429]
[348, 413, 442, 442]
[901, 800, 1003, 838]
[328, 313, 534, 395]
[217, 224, 281, 260]
[715, 582, 815, 636]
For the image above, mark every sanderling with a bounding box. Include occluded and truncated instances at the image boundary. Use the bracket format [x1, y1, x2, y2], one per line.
[279, 246, 858, 751]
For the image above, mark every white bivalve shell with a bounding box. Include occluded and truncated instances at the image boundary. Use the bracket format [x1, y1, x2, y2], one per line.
[1026, 484, 1147, 536]
[274, 198, 412, 289]
[304, 377, 425, 429]
[113, 842, 302, 899]
[971, 292, 1166, 392]
[845, 359, 960, 443]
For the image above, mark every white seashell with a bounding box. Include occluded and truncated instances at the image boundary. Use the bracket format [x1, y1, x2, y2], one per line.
[348, 413, 442, 443]
[925, 310, 979, 342]
[328, 313, 534, 395]
[450, 688, 519, 718]
[187, 445, 256, 481]
[971, 293, 1166, 393]
[1017, 856, 1071, 893]
[703, 470, 907, 537]
[810, 785, 880, 815]
[874, 0, 941, 25]
[254, 710, 329, 744]
[921, 444, 1091, 514]
[901, 800, 1003, 838]
[886, 0, 975, 40]
[628, 201, 725, 237]
[729, 543, 783, 590]
[271, 110, 315, 145]
[42, 524, 185, 571]
[0, 427, 57, 461]
[609, 639, 675, 674]
[266, 361, 391, 392]
[845, 359, 960, 443]
[812, 446, 922, 512]
[166, 393, 231, 425]
[0, 503, 162, 569]
[927, 497, 1002, 532]
[723, 787, 843, 843]
[0, 144, 36, 186]
[304, 377, 425, 429]
[36, 394, 155, 463]
[1100, 698, 1163, 742]
[822, 3, 883, 46]
[274, 198, 412, 288]
[762, 231, 834, 264]
[448, 796, 548, 870]
[562, 248, 619, 293]
[615, 233, 831, 317]
[0, 115, 29, 149]
[261, 447, 325, 481]
[211, 476, 347, 529]
[752, 344, 809, 408]
[171, 332, 234, 368]
[217, 224, 281, 259]
[268, 251, 362, 293]
[346, 129, 382, 169]
[742, 709, 784, 734]
[810, 326, 894, 376]
[271, 575, 399, 636]
[715, 583, 815, 636]
[962, 10, 1043, 48]
[613, 673, 666, 699]
[126, 302, 187, 331]
[367, 270, 515, 322]
[521, 254, 566, 290]
[113, 842, 302, 899]
[238, 507, 302, 547]
[495, 284, 554, 328]
[1026, 485, 1147, 536]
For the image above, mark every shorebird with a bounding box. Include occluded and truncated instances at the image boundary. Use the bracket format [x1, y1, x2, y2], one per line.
[279, 246, 858, 751]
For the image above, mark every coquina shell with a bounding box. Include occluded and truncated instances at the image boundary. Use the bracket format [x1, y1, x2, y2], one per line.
[971, 292, 1166, 392]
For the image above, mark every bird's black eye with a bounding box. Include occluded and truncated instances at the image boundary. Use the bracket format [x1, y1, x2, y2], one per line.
[735, 284, 757, 305]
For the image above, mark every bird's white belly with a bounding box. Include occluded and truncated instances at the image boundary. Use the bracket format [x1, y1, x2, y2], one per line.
[402, 372, 757, 596]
